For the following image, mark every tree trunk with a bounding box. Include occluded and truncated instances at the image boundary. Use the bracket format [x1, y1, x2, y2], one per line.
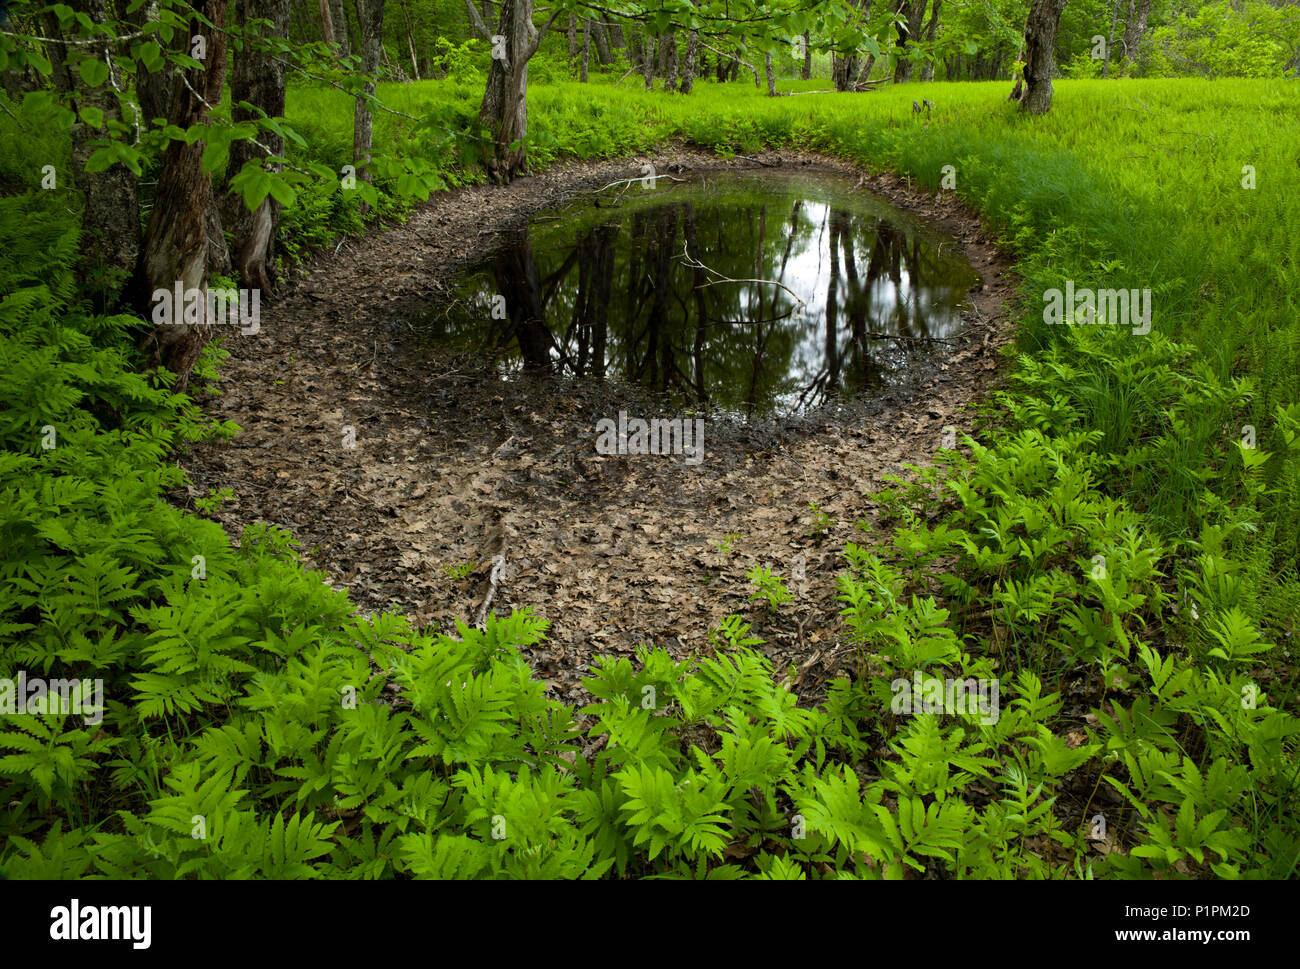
[318, 0, 336, 45]
[494, 238, 550, 372]
[44, 0, 141, 304]
[580, 19, 590, 82]
[1121, 0, 1152, 71]
[764, 51, 776, 96]
[139, 0, 230, 387]
[199, 13, 232, 280]
[1007, 6, 1030, 96]
[470, 0, 553, 183]
[592, 20, 612, 64]
[343, 0, 362, 55]
[892, 0, 926, 84]
[1103, 0, 1118, 77]
[352, 0, 384, 207]
[223, 0, 290, 294]
[920, 0, 941, 81]
[801, 30, 812, 79]
[663, 32, 678, 91]
[592, 226, 614, 380]
[128, 2, 175, 129]
[567, 14, 577, 64]
[826, 212, 842, 394]
[643, 34, 655, 89]
[398, 0, 420, 78]
[329, 0, 351, 55]
[680, 29, 698, 93]
[1022, 0, 1068, 114]
[832, 52, 859, 91]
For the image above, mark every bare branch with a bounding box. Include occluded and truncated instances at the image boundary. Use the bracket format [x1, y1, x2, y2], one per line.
[465, 0, 493, 41]
[0, 27, 148, 45]
[527, 6, 566, 58]
[696, 38, 759, 84]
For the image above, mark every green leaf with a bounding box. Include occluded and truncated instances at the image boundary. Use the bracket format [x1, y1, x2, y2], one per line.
[78, 57, 110, 88]
[239, 171, 274, 211]
[78, 106, 105, 129]
[133, 40, 165, 73]
[267, 177, 296, 207]
[200, 140, 230, 176]
[27, 50, 53, 77]
[85, 140, 143, 175]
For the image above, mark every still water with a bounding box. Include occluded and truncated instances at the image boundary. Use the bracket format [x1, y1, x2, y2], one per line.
[428, 171, 979, 417]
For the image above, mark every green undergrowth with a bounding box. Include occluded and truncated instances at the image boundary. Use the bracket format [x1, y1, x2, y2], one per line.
[1, 78, 1297, 878]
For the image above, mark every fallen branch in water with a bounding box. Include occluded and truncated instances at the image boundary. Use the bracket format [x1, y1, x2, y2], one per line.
[595, 174, 689, 193]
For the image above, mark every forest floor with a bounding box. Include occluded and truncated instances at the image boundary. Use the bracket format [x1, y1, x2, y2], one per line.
[179, 148, 1017, 708]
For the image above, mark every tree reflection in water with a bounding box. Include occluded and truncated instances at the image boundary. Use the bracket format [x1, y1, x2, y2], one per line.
[433, 174, 979, 417]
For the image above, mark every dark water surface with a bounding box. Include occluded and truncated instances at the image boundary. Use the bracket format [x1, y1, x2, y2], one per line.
[427, 171, 979, 417]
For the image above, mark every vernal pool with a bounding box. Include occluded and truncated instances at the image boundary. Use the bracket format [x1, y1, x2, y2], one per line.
[427, 170, 981, 417]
